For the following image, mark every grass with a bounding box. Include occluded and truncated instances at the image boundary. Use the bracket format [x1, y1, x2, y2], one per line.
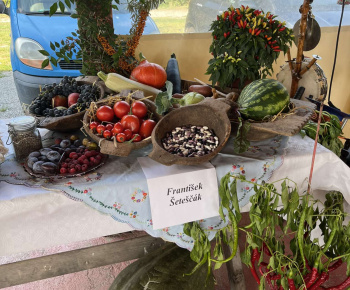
[152, 17, 186, 34]
[0, 14, 11, 71]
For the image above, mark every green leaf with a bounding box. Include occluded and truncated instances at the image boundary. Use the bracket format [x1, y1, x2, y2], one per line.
[233, 118, 251, 154]
[50, 42, 55, 51]
[154, 81, 173, 115]
[281, 180, 289, 210]
[41, 58, 50, 69]
[49, 2, 58, 16]
[229, 179, 242, 222]
[71, 13, 79, 18]
[241, 247, 252, 267]
[64, 0, 71, 8]
[59, 1, 65, 13]
[50, 57, 58, 67]
[39, 50, 50, 56]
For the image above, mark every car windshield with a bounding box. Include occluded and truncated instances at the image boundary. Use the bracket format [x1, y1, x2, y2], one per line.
[17, 0, 128, 14]
[17, 0, 76, 14]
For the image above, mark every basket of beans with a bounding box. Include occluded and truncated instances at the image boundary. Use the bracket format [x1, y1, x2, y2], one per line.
[83, 91, 162, 157]
[27, 76, 105, 132]
[149, 97, 232, 166]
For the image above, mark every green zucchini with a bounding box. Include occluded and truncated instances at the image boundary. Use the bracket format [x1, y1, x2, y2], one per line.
[166, 53, 182, 94]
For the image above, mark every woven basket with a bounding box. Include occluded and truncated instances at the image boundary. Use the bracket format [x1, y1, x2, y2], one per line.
[83, 92, 162, 157]
[26, 77, 105, 132]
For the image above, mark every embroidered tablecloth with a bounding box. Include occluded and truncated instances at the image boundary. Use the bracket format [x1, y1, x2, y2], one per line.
[0, 120, 287, 250]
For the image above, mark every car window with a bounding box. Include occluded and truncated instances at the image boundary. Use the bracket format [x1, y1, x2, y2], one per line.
[150, 0, 350, 34]
[17, 0, 76, 14]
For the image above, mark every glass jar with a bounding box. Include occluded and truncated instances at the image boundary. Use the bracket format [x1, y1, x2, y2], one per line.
[7, 116, 42, 161]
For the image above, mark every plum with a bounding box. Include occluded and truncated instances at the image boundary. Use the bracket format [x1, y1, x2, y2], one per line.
[46, 150, 61, 162]
[40, 148, 52, 156]
[42, 162, 58, 174]
[74, 139, 82, 147]
[32, 161, 45, 173]
[28, 151, 41, 158]
[27, 157, 38, 169]
[60, 139, 71, 149]
[38, 155, 49, 162]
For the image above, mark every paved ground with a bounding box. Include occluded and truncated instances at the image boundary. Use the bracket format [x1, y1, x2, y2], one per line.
[0, 71, 23, 119]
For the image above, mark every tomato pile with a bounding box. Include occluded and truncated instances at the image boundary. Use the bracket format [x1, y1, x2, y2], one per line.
[90, 100, 157, 143]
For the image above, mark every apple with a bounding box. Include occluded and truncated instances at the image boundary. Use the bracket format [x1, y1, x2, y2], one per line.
[52, 95, 68, 108]
[68, 93, 80, 107]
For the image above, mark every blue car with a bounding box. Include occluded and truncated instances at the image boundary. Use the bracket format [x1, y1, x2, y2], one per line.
[0, 0, 159, 105]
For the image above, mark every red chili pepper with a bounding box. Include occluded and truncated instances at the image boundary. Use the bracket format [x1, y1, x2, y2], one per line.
[277, 23, 282, 27]
[324, 276, 350, 290]
[243, 20, 247, 29]
[227, 31, 230, 36]
[279, 27, 286, 32]
[229, 14, 233, 21]
[270, 274, 281, 280]
[271, 40, 277, 44]
[224, 11, 229, 19]
[214, 35, 217, 40]
[309, 272, 329, 290]
[217, 15, 220, 21]
[305, 258, 312, 272]
[288, 278, 296, 290]
[262, 242, 272, 257]
[271, 46, 279, 49]
[306, 265, 319, 288]
[255, 29, 262, 36]
[328, 259, 343, 272]
[267, 37, 272, 40]
[250, 248, 261, 284]
[224, 32, 227, 38]
[249, 28, 252, 34]
[236, 8, 241, 15]
[232, 20, 236, 25]
[274, 49, 282, 52]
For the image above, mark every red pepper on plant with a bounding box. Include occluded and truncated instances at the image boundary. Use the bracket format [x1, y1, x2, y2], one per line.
[250, 248, 261, 284]
[309, 271, 329, 290]
[328, 259, 342, 272]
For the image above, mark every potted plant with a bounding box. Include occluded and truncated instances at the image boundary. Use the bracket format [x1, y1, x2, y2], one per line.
[206, 5, 294, 89]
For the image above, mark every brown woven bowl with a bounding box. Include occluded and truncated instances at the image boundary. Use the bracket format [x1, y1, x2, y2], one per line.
[26, 77, 105, 132]
[149, 98, 232, 166]
[83, 94, 162, 157]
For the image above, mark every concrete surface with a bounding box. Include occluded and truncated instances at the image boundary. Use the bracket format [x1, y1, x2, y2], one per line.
[0, 71, 23, 120]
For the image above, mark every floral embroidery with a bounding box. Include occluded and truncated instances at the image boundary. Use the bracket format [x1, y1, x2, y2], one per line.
[113, 202, 122, 209]
[129, 211, 138, 218]
[131, 188, 148, 203]
[65, 181, 72, 186]
[147, 219, 153, 226]
[162, 227, 169, 232]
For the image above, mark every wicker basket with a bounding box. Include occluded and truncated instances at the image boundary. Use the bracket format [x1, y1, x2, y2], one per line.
[83, 92, 162, 157]
[26, 76, 105, 132]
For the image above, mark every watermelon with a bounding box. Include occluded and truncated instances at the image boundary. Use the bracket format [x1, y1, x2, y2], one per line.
[237, 79, 290, 121]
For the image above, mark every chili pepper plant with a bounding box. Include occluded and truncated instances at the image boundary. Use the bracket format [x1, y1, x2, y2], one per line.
[184, 173, 350, 289]
[206, 5, 294, 89]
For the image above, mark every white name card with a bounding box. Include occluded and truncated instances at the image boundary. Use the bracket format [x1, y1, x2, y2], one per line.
[138, 157, 219, 230]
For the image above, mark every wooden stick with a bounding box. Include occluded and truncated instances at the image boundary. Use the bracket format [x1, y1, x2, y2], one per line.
[307, 101, 324, 194]
[194, 78, 227, 97]
[291, 0, 311, 97]
[300, 57, 317, 76]
[287, 49, 294, 73]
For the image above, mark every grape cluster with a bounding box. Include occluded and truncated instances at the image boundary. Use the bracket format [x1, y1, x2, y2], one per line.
[29, 76, 100, 118]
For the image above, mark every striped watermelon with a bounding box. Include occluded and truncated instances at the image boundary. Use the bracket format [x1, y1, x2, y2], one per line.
[237, 79, 290, 121]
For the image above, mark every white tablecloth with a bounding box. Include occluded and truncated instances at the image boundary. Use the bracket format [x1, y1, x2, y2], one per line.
[1, 125, 350, 256]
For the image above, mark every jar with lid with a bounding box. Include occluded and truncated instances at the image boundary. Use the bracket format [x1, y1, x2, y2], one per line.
[7, 116, 42, 161]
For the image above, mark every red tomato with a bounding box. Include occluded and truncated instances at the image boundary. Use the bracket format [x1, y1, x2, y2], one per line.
[123, 129, 132, 141]
[121, 115, 140, 133]
[131, 101, 148, 119]
[96, 105, 114, 122]
[116, 133, 126, 143]
[139, 119, 157, 139]
[103, 130, 112, 139]
[89, 121, 100, 132]
[113, 101, 130, 119]
[111, 122, 124, 136]
[131, 134, 142, 142]
[96, 124, 106, 135]
[105, 123, 114, 131]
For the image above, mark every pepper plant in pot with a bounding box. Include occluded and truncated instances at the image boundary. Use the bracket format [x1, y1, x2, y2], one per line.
[206, 6, 294, 89]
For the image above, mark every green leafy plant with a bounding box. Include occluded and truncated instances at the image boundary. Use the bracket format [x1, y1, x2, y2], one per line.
[40, 0, 164, 76]
[206, 5, 294, 89]
[184, 174, 350, 289]
[301, 111, 344, 156]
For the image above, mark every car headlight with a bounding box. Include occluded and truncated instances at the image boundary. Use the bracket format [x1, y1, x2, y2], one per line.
[15, 38, 52, 70]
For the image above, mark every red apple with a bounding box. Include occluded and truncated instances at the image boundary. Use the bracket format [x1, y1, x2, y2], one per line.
[68, 93, 80, 107]
[52, 95, 68, 108]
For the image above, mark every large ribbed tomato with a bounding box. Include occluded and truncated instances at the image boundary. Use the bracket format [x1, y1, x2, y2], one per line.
[130, 60, 167, 89]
